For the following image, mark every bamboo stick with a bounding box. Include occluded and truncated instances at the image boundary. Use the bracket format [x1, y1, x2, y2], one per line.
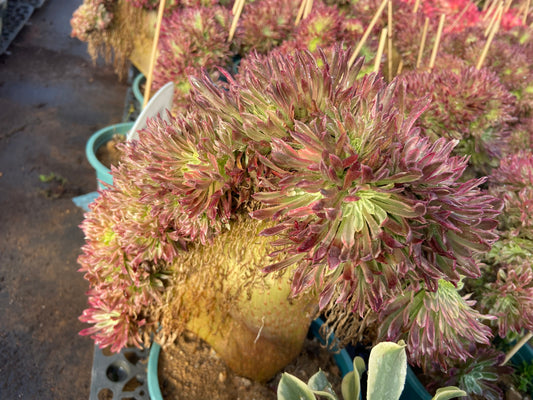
[485, 2, 504, 36]
[483, 0, 500, 20]
[229, 0, 245, 41]
[387, 0, 393, 80]
[143, 0, 166, 108]
[448, 1, 474, 32]
[374, 27, 388, 73]
[503, 0, 513, 13]
[413, 0, 421, 13]
[416, 17, 429, 69]
[396, 59, 404, 75]
[477, 5, 503, 69]
[429, 14, 445, 70]
[348, 0, 389, 68]
[295, 0, 308, 25]
[303, 0, 314, 20]
[502, 332, 533, 365]
[523, 0, 531, 24]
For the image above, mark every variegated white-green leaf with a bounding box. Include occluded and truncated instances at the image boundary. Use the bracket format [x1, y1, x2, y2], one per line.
[366, 341, 407, 400]
[354, 356, 366, 378]
[341, 356, 365, 400]
[308, 370, 336, 397]
[277, 373, 317, 400]
[431, 386, 467, 400]
[310, 390, 338, 400]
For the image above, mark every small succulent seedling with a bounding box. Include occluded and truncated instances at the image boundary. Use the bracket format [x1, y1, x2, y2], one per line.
[277, 341, 466, 400]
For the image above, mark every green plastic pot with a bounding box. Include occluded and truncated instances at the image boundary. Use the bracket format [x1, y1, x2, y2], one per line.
[85, 122, 134, 190]
[147, 318, 354, 400]
[399, 344, 533, 400]
[133, 73, 145, 108]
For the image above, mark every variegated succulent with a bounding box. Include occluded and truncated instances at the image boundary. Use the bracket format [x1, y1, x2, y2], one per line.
[73, 0, 533, 397]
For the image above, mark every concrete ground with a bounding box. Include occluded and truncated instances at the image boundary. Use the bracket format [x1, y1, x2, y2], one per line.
[0, 0, 128, 398]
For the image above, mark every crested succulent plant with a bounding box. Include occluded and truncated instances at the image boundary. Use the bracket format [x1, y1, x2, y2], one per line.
[73, 0, 533, 397]
[79, 47, 503, 383]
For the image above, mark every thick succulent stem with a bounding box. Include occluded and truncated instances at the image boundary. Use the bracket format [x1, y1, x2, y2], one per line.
[160, 216, 318, 382]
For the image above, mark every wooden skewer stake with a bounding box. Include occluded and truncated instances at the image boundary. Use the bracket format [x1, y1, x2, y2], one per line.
[303, 0, 314, 20]
[428, 14, 445, 70]
[295, 0, 308, 25]
[448, 1, 474, 32]
[387, 0, 393, 81]
[413, 0, 421, 13]
[477, 5, 503, 69]
[523, 0, 531, 24]
[485, 2, 503, 36]
[483, 0, 500, 21]
[416, 17, 429, 69]
[374, 27, 388, 73]
[229, 0, 245, 41]
[396, 59, 404, 75]
[503, 0, 512, 13]
[348, 0, 389, 68]
[482, 0, 494, 11]
[143, 0, 167, 109]
[502, 331, 533, 365]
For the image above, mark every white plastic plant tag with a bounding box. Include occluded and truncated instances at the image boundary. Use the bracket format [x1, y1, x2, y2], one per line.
[127, 81, 174, 141]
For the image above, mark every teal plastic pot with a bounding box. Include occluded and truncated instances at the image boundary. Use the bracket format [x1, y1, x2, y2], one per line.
[132, 73, 145, 108]
[85, 122, 133, 190]
[147, 318, 354, 400]
[400, 343, 533, 400]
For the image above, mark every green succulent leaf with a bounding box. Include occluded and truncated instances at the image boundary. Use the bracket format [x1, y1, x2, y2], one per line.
[308, 370, 336, 396]
[367, 341, 407, 400]
[431, 386, 467, 400]
[277, 373, 317, 400]
[341, 357, 365, 400]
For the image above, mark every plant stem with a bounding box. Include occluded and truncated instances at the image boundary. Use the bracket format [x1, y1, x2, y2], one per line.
[502, 331, 533, 365]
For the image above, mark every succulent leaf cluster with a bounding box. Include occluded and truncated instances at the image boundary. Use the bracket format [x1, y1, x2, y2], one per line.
[70, 0, 114, 41]
[152, 6, 233, 111]
[439, 347, 514, 400]
[378, 280, 494, 371]
[279, 1, 348, 54]
[470, 151, 533, 338]
[238, 0, 299, 54]
[399, 66, 515, 177]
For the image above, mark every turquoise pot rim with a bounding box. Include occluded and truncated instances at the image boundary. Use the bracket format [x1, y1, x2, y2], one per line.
[132, 73, 145, 107]
[147, 317, 354, 400]
[85, 122, 134, 176]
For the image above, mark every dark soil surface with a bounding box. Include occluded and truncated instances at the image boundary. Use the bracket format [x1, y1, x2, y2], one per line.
[0, 0, 128, 398]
